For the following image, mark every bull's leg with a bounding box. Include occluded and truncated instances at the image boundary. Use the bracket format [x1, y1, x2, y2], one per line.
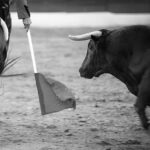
[134, 72, 150, 129]
[134, 98, 148, 129]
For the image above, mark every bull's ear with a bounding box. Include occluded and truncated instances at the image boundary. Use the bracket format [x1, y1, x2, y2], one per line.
[91, 35, 100, 41]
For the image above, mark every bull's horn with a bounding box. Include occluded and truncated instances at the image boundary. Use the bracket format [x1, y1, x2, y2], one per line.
[68, 31, 102, 41]
[0, 18, 9, 41]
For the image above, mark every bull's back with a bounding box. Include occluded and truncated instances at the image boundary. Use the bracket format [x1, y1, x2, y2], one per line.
[107, 25, 150, 54]
[106, 25, 150, 83]
[127, 26, 150, 82]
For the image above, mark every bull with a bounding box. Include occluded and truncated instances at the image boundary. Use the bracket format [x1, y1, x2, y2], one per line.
[69, 25, 150, 129]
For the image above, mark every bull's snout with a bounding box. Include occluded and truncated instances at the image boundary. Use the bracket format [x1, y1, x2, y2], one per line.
[79, 67, 84, 77]
[79, 67, 94, 79]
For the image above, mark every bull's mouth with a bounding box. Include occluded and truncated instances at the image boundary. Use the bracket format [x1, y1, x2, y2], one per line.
[94, 69, 105, 77]
[80, 68, 105, 79]
[80, 72, 95, 79]
[80, 69, 105, 79]
[80, 71, 103, 79]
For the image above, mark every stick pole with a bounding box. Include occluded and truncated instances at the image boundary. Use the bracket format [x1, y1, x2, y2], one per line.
[27, 30, 37, 73]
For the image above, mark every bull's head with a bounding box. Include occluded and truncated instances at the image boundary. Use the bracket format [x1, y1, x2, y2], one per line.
[69, 30, 108, 79]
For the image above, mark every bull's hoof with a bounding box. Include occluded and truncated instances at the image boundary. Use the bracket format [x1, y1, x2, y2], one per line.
[134, 104, 149, 130]
[142, 122, 149, 130]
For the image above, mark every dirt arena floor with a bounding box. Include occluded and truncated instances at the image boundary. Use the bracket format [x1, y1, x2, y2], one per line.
[0, 28, 150, 150]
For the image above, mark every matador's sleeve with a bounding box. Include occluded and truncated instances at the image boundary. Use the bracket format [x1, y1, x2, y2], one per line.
[15, 0, 30, 19]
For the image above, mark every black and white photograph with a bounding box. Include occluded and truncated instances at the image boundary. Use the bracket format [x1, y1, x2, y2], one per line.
[0, 0, 150, 150]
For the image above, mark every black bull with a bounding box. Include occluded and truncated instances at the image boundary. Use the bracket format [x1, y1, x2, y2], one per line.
[78, 25, 150, 129]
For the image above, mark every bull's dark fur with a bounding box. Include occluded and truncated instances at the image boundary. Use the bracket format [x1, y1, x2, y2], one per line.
[79, 25, 150, 129]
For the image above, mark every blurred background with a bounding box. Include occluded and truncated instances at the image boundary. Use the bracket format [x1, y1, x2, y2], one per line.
[10, 0, 150, 28]
[22, 0, 150, 13]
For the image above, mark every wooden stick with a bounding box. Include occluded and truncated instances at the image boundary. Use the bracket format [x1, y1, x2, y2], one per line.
[27, 30, 37, 73]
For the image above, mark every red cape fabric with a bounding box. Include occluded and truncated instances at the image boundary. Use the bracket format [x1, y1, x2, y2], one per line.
[35, 73, 76, 115]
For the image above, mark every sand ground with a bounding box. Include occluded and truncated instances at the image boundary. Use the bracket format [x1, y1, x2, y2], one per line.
[0, 28, 150, 150]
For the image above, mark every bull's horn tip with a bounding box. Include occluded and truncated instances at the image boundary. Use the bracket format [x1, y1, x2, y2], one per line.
[68, 35, 72, 38]
[68, 35, 74, 40]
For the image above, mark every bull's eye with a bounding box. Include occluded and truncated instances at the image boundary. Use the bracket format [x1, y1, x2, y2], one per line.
[89, 42, 98, 52]
[88, 45, 92, 50]
[88, 45, 95, 52]
[88, 40, 96, 51]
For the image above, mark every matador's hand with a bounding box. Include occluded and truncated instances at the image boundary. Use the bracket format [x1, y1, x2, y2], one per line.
[23, 17, 32, 32]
